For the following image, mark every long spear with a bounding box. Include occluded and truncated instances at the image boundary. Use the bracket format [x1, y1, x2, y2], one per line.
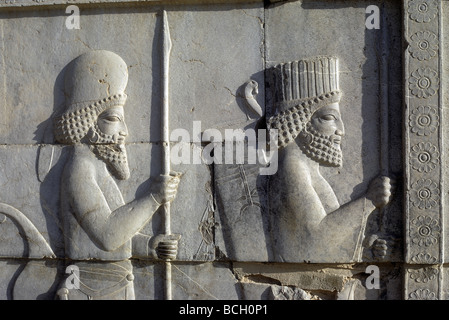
[354, 4, 389, 262]
[161, 9, 173, 300]
[378, 2, 389, 233]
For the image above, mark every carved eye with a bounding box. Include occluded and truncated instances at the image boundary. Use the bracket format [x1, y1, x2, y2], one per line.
[321, 114, 337, 121]
[104, 115, 121, 122]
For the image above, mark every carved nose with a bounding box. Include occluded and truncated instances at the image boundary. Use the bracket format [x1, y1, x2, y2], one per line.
[116, 125, 128, 143]
[335, 129, 344, 137]
[120, 123, 128, 137]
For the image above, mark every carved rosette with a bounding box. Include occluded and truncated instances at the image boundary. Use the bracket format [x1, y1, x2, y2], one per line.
[404, 0, 442, 300]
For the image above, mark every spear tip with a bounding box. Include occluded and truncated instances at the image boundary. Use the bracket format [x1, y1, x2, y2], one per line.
[162, 10, 172, 53]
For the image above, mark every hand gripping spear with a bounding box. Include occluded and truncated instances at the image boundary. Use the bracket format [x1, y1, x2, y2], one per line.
[161, 10, 173, 300]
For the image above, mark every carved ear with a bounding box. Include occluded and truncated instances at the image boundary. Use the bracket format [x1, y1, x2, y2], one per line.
[298, 129, 313, 145]
[86, 126, 99, 143]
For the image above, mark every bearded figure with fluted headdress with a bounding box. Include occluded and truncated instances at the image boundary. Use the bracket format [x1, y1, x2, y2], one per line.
[267, 56, 394, 263]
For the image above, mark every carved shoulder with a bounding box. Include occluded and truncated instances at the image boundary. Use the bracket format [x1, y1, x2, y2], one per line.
[61, 147, 99, 191]
[278, 152, 313, 189]
[272, 149, 327, 224]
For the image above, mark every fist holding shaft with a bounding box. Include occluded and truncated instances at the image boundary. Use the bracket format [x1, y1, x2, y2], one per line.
[151, 171, 182, 204]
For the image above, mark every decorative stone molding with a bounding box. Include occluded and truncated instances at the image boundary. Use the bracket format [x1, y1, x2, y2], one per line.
[404, 0, 443, 300]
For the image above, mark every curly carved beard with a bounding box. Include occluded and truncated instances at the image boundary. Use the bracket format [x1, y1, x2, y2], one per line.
[87, 124, 130, 180]
[298, 122, 343, 167]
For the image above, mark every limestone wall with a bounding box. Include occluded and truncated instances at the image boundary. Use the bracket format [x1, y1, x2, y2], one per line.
[0, 0, 445, 301]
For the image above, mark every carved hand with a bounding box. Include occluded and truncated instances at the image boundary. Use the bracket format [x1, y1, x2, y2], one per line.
[149, 233, 181, 260]
[151, 171, 182, 204]
[371, 238, 387, 260]
[362, 234, 388, 261]
[366, 176, 395, 208]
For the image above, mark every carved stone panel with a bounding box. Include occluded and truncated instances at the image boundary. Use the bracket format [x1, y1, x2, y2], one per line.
[0, 4, 261, 299]
[213, 0, 403, 265]
[1, 0, 449, 302]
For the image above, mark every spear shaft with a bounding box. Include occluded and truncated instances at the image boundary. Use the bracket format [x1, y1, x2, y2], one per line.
[161, 9, 172, 300]
[378, 3, 389, 233]
[379, 3, 389, 179]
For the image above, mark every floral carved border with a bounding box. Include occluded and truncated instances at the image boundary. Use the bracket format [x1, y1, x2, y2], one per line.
[404, 0, 442, 300]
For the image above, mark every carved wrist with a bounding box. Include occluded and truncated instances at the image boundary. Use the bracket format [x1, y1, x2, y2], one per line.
[150, 193, 163, 206]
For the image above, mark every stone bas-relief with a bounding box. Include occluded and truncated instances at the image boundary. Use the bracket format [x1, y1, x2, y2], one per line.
[53, 50, 181, 300]
[1, 0, 447, 301]
[0, 3, 262, 300]
[266, 56, 395, 263]
[215, 56, 397, 264]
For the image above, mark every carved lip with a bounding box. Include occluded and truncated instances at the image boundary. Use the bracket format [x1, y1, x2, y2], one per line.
[116, 136, 126, 144]
[331, 136, 342, 145]
[101, 143, 126, 153]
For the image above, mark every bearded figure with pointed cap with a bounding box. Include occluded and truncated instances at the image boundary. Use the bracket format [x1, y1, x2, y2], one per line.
[54, 50, 181, 300]
[54, 50, 131, 180]
[267, 56, 394, 263]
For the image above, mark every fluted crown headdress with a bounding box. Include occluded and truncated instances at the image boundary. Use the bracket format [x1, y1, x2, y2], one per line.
[266, 56, 341, 148]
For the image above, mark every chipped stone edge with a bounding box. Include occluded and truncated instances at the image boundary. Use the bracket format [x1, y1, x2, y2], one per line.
[0, 0, 261, 10]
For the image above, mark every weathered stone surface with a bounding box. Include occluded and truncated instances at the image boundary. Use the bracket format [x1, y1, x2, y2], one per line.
[132, 261, 240, 299]
[0, 259, 240, 300]
[0, 145, 63, 258]
[234, 262, 402, 300]
[0, 0, 448, 301]
[214, 160, 270, 262]
[0, 3, 264, 145]
[160, 262, 239, 300]
[264, 0, 403, 264]
[0, 143, 211, 261]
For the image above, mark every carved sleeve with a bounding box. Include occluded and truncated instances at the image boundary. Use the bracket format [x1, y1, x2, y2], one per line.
[66, 160, 161, 252]
[132, 232, 157, 259]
